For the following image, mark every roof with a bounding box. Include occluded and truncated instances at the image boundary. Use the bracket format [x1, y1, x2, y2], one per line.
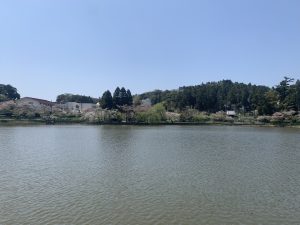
[226, 110, 236, 116]
[20, 97, 54, 106]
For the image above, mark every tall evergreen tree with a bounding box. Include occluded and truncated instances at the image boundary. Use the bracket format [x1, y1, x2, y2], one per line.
[275, 77, 294, 110]
[119, 87, 128, 105]
[101, 90, 113, 109]
[127, 89, 133, 106]
[113, 87, 121, 107]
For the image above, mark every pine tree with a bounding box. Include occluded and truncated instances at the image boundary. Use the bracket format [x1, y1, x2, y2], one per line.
[127, 89, 133, 105]
[101, 90, 113, 109]
[119, 87, 128, 105]
[113, 87, 121, 107]
[275, 77, 294, 110]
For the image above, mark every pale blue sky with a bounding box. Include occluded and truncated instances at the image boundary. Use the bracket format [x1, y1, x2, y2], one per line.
[1, 0, 299, 100]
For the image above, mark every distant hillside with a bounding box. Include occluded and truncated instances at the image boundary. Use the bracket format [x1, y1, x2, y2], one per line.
[136, 78, 300, 115]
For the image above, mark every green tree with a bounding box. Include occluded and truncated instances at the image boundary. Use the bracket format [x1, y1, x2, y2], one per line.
[0, 94, 8, 102]
[126, 89, 133, 106]
[137, 80, 270, 113]
[134, 103, 166, 123]
[275, 77, 294, 110]
[56, 93, 95, 103]
[257, 90, 279, 115]
[112, 87, 132, 106]
[113, 87, 121, 107]
[146, 103, 166, 123]
[101, 90, 113, 109]
[0, 84, 20, 101]
[119, 87, 128, 105]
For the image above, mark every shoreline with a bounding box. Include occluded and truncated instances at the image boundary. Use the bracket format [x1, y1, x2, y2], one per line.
[1, 118, 299, 128]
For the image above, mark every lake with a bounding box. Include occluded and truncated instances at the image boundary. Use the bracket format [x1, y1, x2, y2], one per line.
[0, 125, 299, 224]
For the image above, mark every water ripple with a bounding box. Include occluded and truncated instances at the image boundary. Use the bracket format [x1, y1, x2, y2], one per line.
[0, 125, 299, 224]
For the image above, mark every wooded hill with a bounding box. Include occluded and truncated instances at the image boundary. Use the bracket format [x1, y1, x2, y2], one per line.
[136, 77, 300, 115]
[1, 77, 300, 118]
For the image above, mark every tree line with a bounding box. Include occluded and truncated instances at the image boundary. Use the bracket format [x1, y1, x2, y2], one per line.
[56, 94, 96, 104]
[55, 87, 133, 109]
[138, 77, 300, 115]
[101, 87, 133, 109]
[1, 77, 299, 116]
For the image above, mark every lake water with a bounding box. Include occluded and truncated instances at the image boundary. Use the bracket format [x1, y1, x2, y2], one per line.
[0, 125, 299, 224]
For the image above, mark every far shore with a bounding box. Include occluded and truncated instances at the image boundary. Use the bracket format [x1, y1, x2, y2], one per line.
[1, 118, 299, 129]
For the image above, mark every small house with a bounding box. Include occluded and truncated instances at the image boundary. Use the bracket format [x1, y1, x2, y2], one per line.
[18, 97, 54, 107]
[226, 110, 236, 117]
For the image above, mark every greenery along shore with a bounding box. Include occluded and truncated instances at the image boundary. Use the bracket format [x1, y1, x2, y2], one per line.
[0, 77, 300, 126]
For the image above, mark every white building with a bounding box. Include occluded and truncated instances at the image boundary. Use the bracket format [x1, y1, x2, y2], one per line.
[226, 110, 236, 117]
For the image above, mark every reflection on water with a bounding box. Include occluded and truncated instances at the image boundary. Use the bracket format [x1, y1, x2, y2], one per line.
[0, 125, 299, 224]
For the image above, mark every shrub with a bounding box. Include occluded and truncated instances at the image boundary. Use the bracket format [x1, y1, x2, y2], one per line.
[257, 116, 271, 123]
[134, 103, 166, 123]
[192, 113, 210, 122]
[211, 113, 226, 122]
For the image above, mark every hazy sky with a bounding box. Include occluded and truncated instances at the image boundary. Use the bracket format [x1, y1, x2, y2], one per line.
[1, 0, 300, 100]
